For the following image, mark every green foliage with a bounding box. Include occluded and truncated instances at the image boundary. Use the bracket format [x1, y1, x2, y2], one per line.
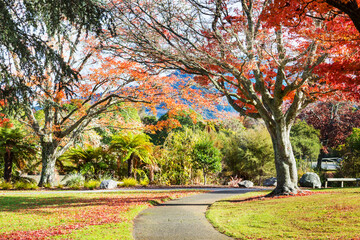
[14, 181, 38, 190]
[121, 177, 137, 187]
[84, 180, 100, 190]
[59, 145, 116, 180]
[0, 126, 38, 181]
[0, 0, 110, 106]
[147, 110, 204, 145]
[192, 139, 222, 184]
[156, 128, 200, 185]
[43, 183, 52, 188]
[222, 126, 275, 184]
[62, 173, 85, 189]
[110, 132, 154, 178]
[140, 178, 149, 186]
[110, 132, 153, 164]
[290, 120, 321, 161]
[337, 128, 360, 178]
[95, 106, 143, 145]
[0, 181, 12, 190]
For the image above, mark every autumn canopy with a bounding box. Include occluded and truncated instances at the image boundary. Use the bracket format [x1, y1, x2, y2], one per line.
[0, 0, 359, 195]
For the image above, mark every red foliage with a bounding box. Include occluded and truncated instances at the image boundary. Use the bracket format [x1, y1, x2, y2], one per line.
[229, 191, 330, 204]
[0, 191, 200, 240]
[299, 101, 360, 149]
[262, 0, 360, 100]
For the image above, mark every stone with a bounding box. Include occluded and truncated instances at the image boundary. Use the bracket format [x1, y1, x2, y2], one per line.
[263, 177, 277, 186]
[299, 172, 322, 188]
[100, 180, 118, 189]
[238, 180, 254, 188]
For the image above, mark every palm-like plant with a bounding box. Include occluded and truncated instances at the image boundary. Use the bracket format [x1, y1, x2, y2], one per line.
[109, 132, 153, 178]
[59, 145, 114, 179]
[0, 126, 37, 182]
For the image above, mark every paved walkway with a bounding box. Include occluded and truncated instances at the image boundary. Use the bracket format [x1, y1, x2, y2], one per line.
[133, 189, 260, 240]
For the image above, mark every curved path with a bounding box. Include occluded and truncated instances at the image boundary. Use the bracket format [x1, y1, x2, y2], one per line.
[133, 188, 260, 240]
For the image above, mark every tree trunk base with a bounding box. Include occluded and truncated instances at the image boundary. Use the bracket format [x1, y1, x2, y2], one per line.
[266, 185, 300, 197]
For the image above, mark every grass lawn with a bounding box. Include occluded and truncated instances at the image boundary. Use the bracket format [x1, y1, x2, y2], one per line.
[0, 190, 202, 239]
[206, 188, 360, 240]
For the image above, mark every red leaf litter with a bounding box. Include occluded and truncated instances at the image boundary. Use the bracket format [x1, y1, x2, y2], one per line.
[0, 191, 200, 240]
[231, 190, 331, 203]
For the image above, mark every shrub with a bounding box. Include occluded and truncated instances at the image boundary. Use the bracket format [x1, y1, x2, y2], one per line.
[99, 173, 114, 182]
[43, 183, 52, 188]
[192, 139, 222, 185]
[62, 173, 85, 189]
[122, 177, 137, 187]
[140, 178, 149, 186]
[14, 182, 38, 190]
[222, 126, 275, 185]
[0, 181, 13, 190]
[57, 184, 64, 189]
[337, 128, 360, 179]
[84, 180, 100, 190]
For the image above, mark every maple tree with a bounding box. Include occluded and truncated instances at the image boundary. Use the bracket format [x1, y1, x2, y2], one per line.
[265, 0, 360, 99]
[105, 0, 345, 195]
[18, 33, 191, 187]
[269, 0, 360, 33]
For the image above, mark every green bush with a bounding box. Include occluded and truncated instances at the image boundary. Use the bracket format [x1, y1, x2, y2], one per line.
[222, 126, 275, 185]
[192, 139, 222, 185]
[62, 173, 85, 189]
[140, 178, 149, 186]
[43, 183, 52, 188]
[337, 128, 360, 178]
[122, 177, 137, 187]
[0, 181, 13, 190]
[14, 181, 38, 190]
[84, 180, 100, 190]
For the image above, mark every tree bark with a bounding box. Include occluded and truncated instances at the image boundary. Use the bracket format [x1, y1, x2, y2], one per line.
[38, 140, 58, 187]
[316, 149, 325, 170]
[203, 169, 207, 185]
[127, 155, 134, 178]
[4, 149, 14, 182]
[267, 123, 299, 196]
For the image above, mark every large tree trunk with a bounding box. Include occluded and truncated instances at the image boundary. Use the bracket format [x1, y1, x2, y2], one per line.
[38, 140, 59, 187]
[4, 149, 14, 182]
[267, 123, 299, 196]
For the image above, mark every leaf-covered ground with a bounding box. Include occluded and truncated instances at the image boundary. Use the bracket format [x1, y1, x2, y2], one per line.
[206, 188, 360, 239]
[0, 190, 202, 239]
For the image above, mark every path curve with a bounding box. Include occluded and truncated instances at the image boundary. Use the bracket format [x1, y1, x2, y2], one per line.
[133, 188, 260, 240]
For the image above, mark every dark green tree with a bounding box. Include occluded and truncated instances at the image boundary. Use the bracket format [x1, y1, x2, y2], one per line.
[290, 121, 321, 162]
[0, 0, 111, 106]
[337, 128, 360, 178]
[192, 139, 222, 185]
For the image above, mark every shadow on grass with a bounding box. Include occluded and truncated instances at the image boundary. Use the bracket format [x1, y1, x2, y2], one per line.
[0, 195, 173, 215]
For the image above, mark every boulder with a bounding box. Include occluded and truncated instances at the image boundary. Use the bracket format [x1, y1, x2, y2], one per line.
[100, 180, 118, 189]
[238, 180, 254, 188]
[299, 172, 321, 188]
[263, 177, 277, 187]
